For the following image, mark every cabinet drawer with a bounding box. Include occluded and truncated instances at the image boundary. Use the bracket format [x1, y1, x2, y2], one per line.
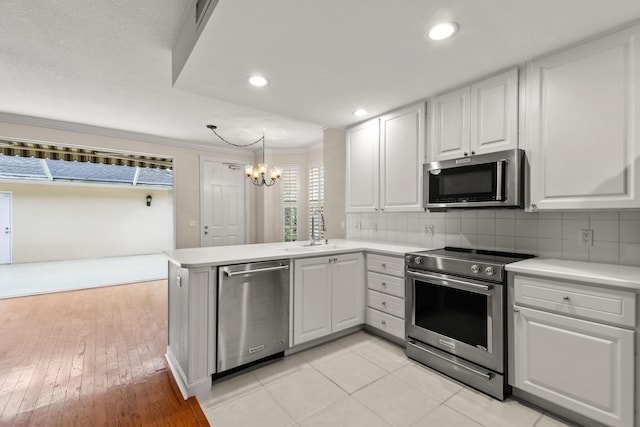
[367, 289, 404, 318]
[367, 272, 405, 298]
[367, 254, 405, 277]
[366, 308, 405, 340]
[514, 275, 636, 327]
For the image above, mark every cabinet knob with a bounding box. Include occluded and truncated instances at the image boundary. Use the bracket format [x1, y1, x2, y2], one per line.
[333, 257, 338, 262]
[381, 301, 387, 306]
[381, 263, 387, 268]
[463, 152, 468, 156]
[563, 296, 571, 302]
[471, 151, 475, 155]
[513, 308, 519, 313]
[381, 282, 387, 287]
[531, 204, 538, 210]
[381, 320, 386, 326]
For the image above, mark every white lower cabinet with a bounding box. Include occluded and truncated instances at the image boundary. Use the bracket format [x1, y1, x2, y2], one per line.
[365, 253, 405, 341]
[513, 275, 635, 427]
[293, 253, 364, 345]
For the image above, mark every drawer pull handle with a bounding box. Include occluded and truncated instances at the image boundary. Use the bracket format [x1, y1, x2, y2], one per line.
[381, 320, 386, 326]
[381, 282, 387, 287]
[381, 263, 387, 268]
[381, 301, 387, 306]
[562, 296, 571, 302]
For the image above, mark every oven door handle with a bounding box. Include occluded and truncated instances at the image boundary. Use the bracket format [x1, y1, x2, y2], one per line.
[407, 270, 492, 292]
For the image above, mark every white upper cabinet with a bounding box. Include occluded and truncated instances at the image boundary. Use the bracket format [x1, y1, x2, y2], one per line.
[470, 68, 519, 155]
[380, 103, 425, 212]
[430, 87, 470, 161]
[346, 103, 426, 213]
[430, 68, 519, 162]
[526, 25, 640, 210]
[345, 118, 380, 213]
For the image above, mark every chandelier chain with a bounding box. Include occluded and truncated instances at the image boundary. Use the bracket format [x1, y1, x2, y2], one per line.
[206, 125, 264, 147]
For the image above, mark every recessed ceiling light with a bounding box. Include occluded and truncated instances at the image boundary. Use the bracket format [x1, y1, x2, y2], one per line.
[353, 109, 368, 117]
[427, 22, 459, 41]
[248, 75, 268, 87]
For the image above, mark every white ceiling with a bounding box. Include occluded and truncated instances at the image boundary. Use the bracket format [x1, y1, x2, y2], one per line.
[2, 1, 640, 151]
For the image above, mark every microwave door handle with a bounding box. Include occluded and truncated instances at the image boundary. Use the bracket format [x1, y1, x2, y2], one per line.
[496, 159, 505, 201]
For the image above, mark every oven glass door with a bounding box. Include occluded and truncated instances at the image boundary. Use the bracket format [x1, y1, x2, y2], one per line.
[407, 270, 503, 372]
[429, 161, 504, 203]
[415, 281, 489, 350]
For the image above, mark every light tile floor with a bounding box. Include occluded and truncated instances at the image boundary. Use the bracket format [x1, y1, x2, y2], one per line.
[197, 331, 577, 427]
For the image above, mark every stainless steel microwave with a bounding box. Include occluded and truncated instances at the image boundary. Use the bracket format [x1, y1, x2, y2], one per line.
[424, 149, 524, 209]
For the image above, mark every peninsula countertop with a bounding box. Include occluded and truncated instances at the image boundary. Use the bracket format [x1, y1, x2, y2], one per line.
[164, 239, 428, 268]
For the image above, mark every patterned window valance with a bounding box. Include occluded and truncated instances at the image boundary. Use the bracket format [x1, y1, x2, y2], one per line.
[0, 139, 172, 170]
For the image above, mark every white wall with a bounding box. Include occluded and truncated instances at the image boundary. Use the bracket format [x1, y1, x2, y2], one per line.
[323, 128, 346, 239]
[0, 119, 253, 251]
[2, 182, 174, 263]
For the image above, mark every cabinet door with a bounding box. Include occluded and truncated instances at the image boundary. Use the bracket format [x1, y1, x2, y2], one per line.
[470, 68, 518, 155]
[430, 86, 470, 161]
[346, 118, 380, 212]
[293, 257, 332, 345]
[514, 305, 634, 427]
[331, 253, 365, 332]
[380, 103, 426, 212]
[526, 25, 640, 210]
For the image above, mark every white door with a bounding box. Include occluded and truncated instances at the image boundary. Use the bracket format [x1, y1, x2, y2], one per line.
[379, 103, 425, 212]
[0, 192, 11, 264]
[430, 86, 470, 161]
[331, 253, 364, 332]
[293, 257, 332, 345]
[470, 68, 518, 155]
[514, 305, 634, 427]
[345, 118, 380, 213]
[201, 159, 247, 247]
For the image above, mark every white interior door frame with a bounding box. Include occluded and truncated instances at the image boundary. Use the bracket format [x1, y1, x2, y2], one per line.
[199, 156, 250, 247]
[0, 191, 12, 264]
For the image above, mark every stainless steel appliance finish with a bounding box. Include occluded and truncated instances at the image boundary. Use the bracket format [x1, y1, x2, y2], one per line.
[405, 247, 533, 400]
[424, 149, 524, 209]
[217, 259, 290, 373]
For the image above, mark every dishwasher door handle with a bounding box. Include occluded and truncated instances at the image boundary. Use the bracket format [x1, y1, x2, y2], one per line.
[223, 264, 289, 278]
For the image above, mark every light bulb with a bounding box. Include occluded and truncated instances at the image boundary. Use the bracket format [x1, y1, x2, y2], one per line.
[427, 22, 459, 41]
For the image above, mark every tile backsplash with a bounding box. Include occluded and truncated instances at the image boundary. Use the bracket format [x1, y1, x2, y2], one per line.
[346, 210, 640, 267]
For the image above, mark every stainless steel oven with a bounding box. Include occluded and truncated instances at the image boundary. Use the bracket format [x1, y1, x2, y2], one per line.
[405, 247, 533, 400]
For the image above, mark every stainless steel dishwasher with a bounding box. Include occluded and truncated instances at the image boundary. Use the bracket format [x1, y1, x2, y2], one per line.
[217, 259, 290, 373]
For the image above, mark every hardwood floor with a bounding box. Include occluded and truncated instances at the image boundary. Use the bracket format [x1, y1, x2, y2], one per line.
[0, 280, 209, 426]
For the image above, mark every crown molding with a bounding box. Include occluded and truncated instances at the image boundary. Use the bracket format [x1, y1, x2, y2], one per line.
[0, 112, 252, 157]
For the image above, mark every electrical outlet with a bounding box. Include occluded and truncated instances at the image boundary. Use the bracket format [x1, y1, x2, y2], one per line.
[580, 229, 593, 246]
[423, 225, 435, 236]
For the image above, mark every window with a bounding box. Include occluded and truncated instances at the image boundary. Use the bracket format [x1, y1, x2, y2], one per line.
[281, 166, 299, 242]
[308, 163, 324, 240]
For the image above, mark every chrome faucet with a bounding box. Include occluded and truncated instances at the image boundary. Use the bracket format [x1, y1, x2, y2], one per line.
[310, 210, 328, 245]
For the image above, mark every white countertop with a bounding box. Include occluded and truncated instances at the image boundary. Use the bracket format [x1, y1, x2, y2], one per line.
[506, 258, 640, 291]
[164, 239, 428, 268]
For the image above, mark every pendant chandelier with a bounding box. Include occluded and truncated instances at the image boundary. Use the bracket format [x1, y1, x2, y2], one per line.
[206, 125, 281, 187]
